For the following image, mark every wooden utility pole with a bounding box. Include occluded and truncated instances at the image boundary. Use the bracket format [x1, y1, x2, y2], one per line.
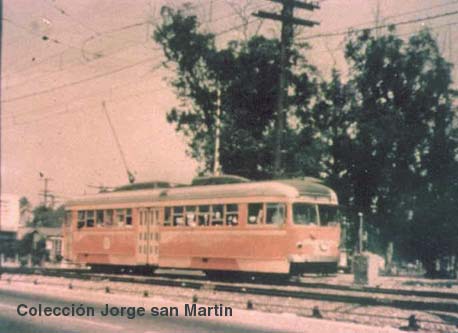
[254, 1, 319, 178]
[39, 173, 52, 207]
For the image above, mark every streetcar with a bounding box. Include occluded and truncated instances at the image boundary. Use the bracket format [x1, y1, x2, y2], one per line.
[62, 176, 342, 276]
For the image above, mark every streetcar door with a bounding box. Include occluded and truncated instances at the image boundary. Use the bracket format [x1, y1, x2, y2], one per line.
[138, 208, 159, 265]
[138, 208, 148, 265]
[147, 208, 160, 265]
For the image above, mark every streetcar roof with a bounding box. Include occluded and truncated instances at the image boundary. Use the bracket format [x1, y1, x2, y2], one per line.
[65, 179, 338, 207]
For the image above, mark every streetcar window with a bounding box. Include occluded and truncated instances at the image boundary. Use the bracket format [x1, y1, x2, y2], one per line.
[266, 203, 285, 225]
[77, 211, 85, 229]
[96, 210, 104, 227]
[211, 205, 224, 226]
[225, 204, 239, 226]
[126, 209, 132, 226]
[185, 206, 197, 226]
[164, 207, 172, 226]
[293, 203, 317, 225]
[105, 209, 113, 226]
[248, 203, 263, 225]
[197, 205, 210, 226]
[173, 206, 184, 226]
[115, 209, 125, 226]
[86, 210, 95, 227]
[319, 205, 341, 226]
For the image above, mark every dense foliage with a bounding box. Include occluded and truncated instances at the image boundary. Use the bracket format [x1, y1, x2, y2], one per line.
[30, 205, 65, 228]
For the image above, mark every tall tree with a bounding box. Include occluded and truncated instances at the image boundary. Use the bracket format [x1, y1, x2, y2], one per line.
[154, 6, 317, 179]
[309, 27, 458, 270]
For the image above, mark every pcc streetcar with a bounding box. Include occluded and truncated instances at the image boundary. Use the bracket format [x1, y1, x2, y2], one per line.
[63, 176, 342, 276]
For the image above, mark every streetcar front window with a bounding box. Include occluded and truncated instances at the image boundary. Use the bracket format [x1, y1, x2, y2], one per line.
[319, 205, 341, 226]
[293, 203, 317, 225]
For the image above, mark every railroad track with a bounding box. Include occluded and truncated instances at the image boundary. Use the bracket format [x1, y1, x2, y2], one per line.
[2, 267, 458, 314]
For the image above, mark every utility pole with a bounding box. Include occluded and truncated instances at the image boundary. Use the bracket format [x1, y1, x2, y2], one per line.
[49, 194, 55, 209]
[254, 1, 319, 178]
[374, 0, 382, 38]
[39, 173, 52, 207]
[213, 87, 222, 176]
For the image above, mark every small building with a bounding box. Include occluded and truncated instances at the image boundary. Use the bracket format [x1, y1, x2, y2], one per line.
[0, 194, 20, 258]
[17, 227, 63, 262]
[0, 193, 20, 233]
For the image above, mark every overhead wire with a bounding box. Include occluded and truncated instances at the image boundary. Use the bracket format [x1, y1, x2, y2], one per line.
[7, 2, 456, 126]
[2, 56, 160, 104]
[2, 62, 163, 120]
[3, 42, 162, 93]
[2, 84, 171, 131]
[42, 0, 100, 36]
[303, 20, 458, 56]
[0, 19, 151, 81]
[1, 0, 224, 80]
[1, 17, 154, 79]
[3, 1, 271, 91]
[2, 0, 268, 103]
[2, 15, 265, 126]
[297, 9, 458, 41]
[2, 4, 267, 106]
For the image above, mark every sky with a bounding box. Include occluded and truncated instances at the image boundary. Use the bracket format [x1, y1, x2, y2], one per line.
[1, 0, 457, 206]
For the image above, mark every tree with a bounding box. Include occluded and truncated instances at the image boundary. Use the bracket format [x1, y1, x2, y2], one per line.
[301, 69, 354, 200]
[30, 205, 65, 228]
[154, 6, 317, 179]
[19, 196, 32, 225]
[17, 232, 48, 266]
[308, 27, 458, 271]
[19, 196, 31, 210]
[404, 31, 458, 274]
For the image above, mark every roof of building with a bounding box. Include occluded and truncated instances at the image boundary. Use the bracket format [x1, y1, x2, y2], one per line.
[18, 227, 62, 237]
[66, 178, 338, 207]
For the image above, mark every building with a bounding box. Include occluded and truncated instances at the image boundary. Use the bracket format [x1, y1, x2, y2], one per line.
[17, 227, 63, 262]
[0, 194, 20, 247]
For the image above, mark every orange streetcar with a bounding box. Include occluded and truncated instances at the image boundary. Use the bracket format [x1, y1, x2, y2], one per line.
[63, 177, 342, 276]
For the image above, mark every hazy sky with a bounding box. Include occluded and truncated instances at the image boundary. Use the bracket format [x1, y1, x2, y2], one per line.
[1, 0, 457, 206]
